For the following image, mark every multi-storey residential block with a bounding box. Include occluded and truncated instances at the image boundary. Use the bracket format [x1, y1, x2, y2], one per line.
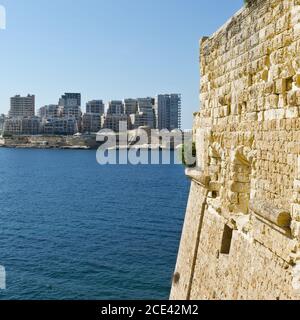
[101, 114, 130, 132]
[130, 113, 147, 129]
[82, 100, 104, 133]
[86, 100, 105, 115]
[155, 94, 181, 130]
[82, 113, 101, 134]
[4, 116, 40, 135]
[20, 117, 41, 135]
[106, 100, 124, 115]
[58, 93, 81, 108]
[9, 95, 35, 118]
[137, 97, 155, 129]
[58, 93, 82, 132]
[38, 105, 59, 119]
[3, 118, 22, 135]
[124, 99, 138, 115]
[41, 117, 78, 135]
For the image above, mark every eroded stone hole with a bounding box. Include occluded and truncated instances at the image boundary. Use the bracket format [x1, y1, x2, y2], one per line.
[220, 225, 233, 255]
[211, 191, 218, 199]
[173, 272, 180, 284]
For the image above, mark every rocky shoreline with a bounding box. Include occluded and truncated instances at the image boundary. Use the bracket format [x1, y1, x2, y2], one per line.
[0, 135, 98, 150]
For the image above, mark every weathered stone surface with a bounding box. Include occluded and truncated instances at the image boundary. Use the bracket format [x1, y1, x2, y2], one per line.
[185, 168, 211, 187]
[170, 182, 208, 300]
[171, 0, 300, 300]
[250, 200, 291, 227]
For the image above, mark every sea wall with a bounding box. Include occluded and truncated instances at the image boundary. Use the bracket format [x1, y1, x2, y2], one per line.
[171, 0, 300, 300]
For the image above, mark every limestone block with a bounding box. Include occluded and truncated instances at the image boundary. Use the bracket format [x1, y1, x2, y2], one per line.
[229, 181, 250, 194]
[292, 203, 300, 221]
[185, 168, 211, 188]
[287, 91, 297, 105]
[258, 111, 264, 122]
[294, 180, 300, 193]
[234, 214, 251, 232]
[264, 108, 285, 120]
[292, 264, 300, 295]
[294, 74, 300, 88]
[227, 191, 238, 204]
[209, 181, 222, 192]
[275, 79, 287, 94]
[286, 107, 299, 118]
[230, 172, 251, 183]
[294, 23, 300, 38]
[246, 112, 258, 121]
[291, 220, 300, 240]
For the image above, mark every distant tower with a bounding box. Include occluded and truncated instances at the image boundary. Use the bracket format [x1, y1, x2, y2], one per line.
[155, 94, 181, 130]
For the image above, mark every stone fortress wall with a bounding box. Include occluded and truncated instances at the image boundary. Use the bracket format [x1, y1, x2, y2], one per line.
[170, 0, 300, 300]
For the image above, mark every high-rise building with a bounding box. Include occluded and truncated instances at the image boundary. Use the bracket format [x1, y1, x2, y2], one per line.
[9, 95, 35, 118]
[58, 93, 82, 131]
[130, 113, 147, 129]
[38, 105, 59, 119]
[58, 93, 81, 108]
[155, 94, 181, 130]
[137, 97, 155, 129]
[86, 100, 105, 115]
[124, 99, 138, 115]
[107, 100, 124, 115]
[82, 100, 104, 133]
[169, 94, 181, 130]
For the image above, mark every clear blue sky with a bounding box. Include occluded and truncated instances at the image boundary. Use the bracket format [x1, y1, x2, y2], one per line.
[0, 0, 242, 128]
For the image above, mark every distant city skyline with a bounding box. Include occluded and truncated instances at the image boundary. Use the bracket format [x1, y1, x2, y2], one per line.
[2, 92, 182, 115]
[2, 92, 182, 135]
[0, 0, 242, 128]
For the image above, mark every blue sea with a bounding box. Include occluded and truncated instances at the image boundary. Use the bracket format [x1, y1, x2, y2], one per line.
[0, 148, 189, 300]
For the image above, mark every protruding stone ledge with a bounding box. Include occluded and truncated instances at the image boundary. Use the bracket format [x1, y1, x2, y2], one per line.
[185, 168, 211, 188]
[250, 200, 291, 228]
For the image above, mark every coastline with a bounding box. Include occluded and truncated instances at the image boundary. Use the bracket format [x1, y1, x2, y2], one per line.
[0, 134, 98, 150]
[0, 135, 177, 151]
